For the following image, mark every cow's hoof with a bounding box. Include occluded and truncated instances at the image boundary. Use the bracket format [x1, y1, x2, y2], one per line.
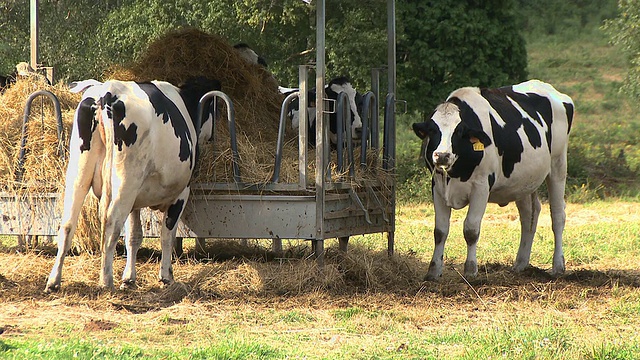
[44, 283, 59, 293]
[550, 267, 565, 278]
[159, 278, 174, 288]
[463, 260, 478, 278]
[120, 280, 137, 290]
[423, 273, 442, 282]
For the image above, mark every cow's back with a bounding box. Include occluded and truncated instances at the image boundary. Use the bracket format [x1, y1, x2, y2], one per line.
[99, 81, 197, 212]
[447, 80, 574, 204]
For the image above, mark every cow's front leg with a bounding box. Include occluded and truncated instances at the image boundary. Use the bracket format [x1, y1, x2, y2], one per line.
[513, 193, 541, 273]
[158, 187, 190, 286]
[121, 209, 142, 289]
[425, 186, 451, 281]
[462, 188, 489, 278]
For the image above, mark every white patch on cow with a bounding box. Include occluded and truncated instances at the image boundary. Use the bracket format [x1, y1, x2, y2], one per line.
[430, 102, 461, 168]
[329, 82, 362, 139]
[69, 79, 103, 94]
[278, 86, 297, 94]
[235, 46, 260, 65]
[291, 106, 316, 130]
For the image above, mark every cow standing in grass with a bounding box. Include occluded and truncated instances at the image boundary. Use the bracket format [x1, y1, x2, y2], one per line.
[45, 77, 220, 292]
[412, 80, 574, 280]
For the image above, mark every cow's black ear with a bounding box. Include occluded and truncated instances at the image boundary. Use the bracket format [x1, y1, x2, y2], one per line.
[412, 122, 429, 139]
[469, 129, 492, 147]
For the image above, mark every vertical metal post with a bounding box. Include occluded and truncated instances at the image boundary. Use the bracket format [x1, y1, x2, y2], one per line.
[315, 0, 327, 259]
[387, 0, 396, 97]
[387, 0, 397, 256]
[298, 65, 309, 189]
[371, 68, 381, 150]
[30, 0, 39, 70]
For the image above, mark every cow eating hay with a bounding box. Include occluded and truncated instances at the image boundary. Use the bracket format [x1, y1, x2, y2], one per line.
[45, 77, 220, 292]
[412, 80, 574, 280]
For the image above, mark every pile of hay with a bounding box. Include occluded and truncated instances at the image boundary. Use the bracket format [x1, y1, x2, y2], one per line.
[108, 28, 298, 184]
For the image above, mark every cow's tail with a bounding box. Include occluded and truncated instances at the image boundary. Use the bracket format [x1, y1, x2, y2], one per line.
[97, 95, 115, 232]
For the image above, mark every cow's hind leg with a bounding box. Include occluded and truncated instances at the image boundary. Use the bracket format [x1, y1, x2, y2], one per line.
[121, 209, 142, 289]
[158, 187, 190, 286]
[547, 155, 567, 276]
[100, 197, 134, 290]
[45, 183, 91, 292]
[45, 148, 98, 293]
[513, 192, 541, 273]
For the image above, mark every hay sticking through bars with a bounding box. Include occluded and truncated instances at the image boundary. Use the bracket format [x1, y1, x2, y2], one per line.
[106, 28, 292, 184]
[0, 77, 102, 253]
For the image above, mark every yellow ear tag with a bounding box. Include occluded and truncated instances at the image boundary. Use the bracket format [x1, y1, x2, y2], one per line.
[470, 137, 484, 151]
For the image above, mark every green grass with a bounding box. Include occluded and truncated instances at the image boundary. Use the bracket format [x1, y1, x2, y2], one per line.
[0, 338, 282, 360]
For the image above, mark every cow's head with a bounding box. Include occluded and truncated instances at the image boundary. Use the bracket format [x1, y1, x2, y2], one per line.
[326, 77, 363, 143]
[177, 76, 222, 143]
[412, 99, 491, 176]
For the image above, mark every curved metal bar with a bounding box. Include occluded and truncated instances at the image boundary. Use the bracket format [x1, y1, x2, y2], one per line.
[335, 91, 355, 178]
[197, 90, 241, 183]
[383, 92, 396, 170]
[359, 91, 377, 169]
[271, 91, 300, 183]
[15, 90, 64, 182]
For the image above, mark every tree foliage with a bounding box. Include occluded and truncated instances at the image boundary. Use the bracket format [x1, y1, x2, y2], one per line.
[397, 0, 528, 113]
[603, 0, 640, 100]
[1, 0, 528, 116]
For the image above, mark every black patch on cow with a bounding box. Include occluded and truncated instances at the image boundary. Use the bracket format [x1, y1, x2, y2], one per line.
[412, 118, 442, 170]
[445, 98, 490, 182]
[77, 97, 97, 152]
[138, 83, 193, 166]
[165, 199, 185, 231]
[488, 173, 496, 190]
[177, 77, 222, 133]
[102, 92, 138, 151]
[463, 228, 479, 246]
[434, 228, 447, 245]
[480, 87, 553, 174]
[564, 102, 574, 134]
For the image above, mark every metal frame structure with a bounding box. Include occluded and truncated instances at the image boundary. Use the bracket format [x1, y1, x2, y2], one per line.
[1, 0, 397, 263]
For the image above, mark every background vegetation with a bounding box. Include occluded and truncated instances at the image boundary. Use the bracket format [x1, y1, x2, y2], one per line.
[3, 0, 637, 203]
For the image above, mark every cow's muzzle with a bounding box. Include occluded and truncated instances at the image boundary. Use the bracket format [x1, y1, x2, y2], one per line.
[433, 152, 453, 170]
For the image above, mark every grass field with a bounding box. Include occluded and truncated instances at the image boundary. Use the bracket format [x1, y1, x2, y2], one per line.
[1, 201, 639, 359]
[2, 10, 640, 360]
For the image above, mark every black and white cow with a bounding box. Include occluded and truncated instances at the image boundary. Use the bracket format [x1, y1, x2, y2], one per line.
[45, 77, 220, 292]
[282, 76, 363, 146]
[412, 80, 574, 280]
[233, 43, 268, 67]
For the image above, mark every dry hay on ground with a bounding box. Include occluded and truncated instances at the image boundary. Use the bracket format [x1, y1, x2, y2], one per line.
[1, 240, 639, 313]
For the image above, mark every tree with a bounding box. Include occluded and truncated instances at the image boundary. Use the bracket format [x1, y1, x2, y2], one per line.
[396, 0, 528, 114]
[603, 0, 640, 100]
[1, 0, 528, 118]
